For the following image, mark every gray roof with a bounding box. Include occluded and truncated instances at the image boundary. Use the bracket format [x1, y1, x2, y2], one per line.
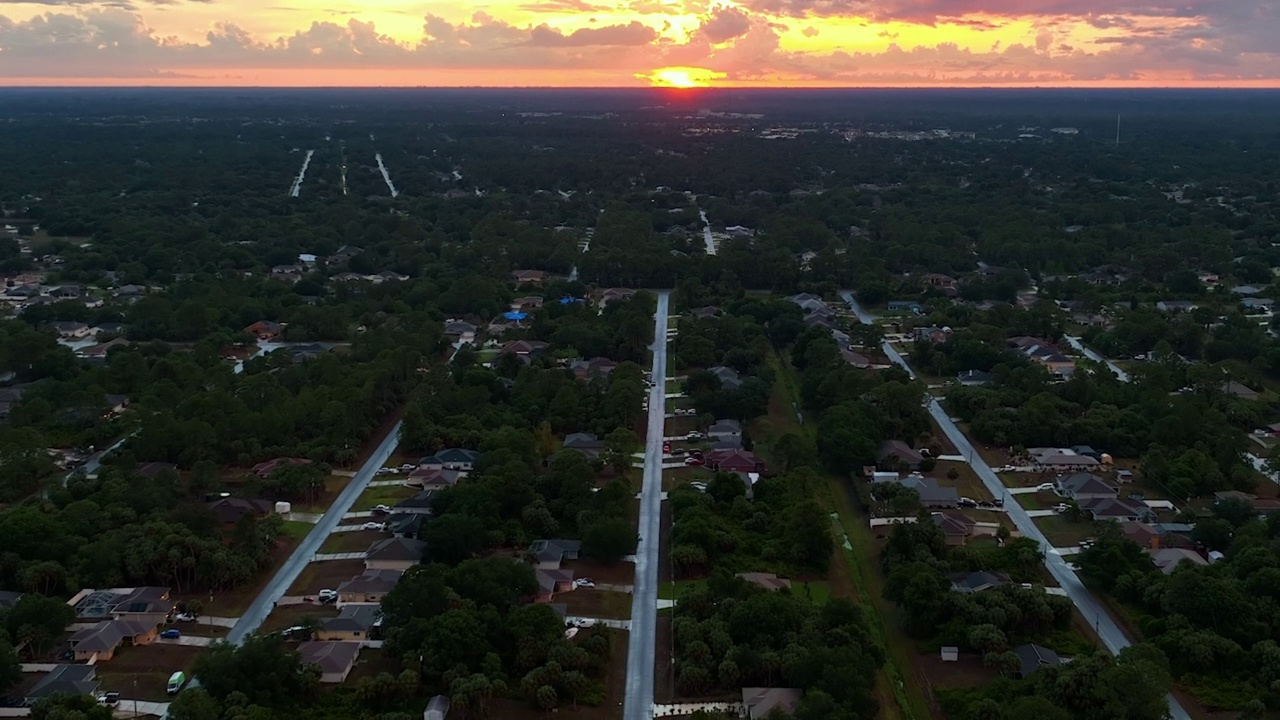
[900, 475, 959, 506]
[1013, 644, 1063, 677]
[1056, 473, 1117, 497]
[878, 440, 924, 464]
[742, 688, 802, 719]
[299, 641, 361, 674]
[949, 571, 1010, 593]
[322, 604, 381, 633]
[530, 538, 581, 565]
[425, 695, 451, 720]
[27, 664, 98, 701]
[0, 590, 21, 610]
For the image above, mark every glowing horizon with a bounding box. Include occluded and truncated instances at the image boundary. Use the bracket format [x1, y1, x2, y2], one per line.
[0, 1, 1277, 87]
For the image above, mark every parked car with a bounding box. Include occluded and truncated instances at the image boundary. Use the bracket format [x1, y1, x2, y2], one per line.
[398, 464, 415, 471]
[318, 589, 338, 604]
[684, 457, 703, 467]
[573, 578, 595, 589]
[1036, 483, 1056, 491]
[671, 448, 687, 456]
[175, 612, 197, 622]
[992, 498, 1004, 506]
[371, 504, 392, 515]
[689, 482, 708, 492]
[160, 629, 181, 639]
[689, 450, 703, 459]
[958, 497, 977, 507]
[361, 521, 386, 531]
[1053, 503, 1071, 513]
[375, 468, 391, 476]
[977, 500, 994, 508]
[663, 443, 671, 454]
[96, 693, 120, 707]
[685, 431, 704, 440]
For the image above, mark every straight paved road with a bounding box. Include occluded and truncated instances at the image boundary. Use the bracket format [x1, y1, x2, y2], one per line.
[1064, 336, 1130, 382]
[623, 290, 671, 720]
[224, 421, 402, 646]
[839, 291, 1191, 720]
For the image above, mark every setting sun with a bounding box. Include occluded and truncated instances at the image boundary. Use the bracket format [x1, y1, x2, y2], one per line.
[639, 67, 724, 88]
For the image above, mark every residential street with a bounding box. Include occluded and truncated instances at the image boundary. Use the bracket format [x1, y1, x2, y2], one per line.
[224, 421, 402, 645]
[622, 290, 671, 720]
[839, 291, 1192, 720]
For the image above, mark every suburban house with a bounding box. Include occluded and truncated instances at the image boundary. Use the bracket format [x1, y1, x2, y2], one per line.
[957, 369, 992, 386]
[690, 305, 722, 319]
[328, 245, 364, 265]
[25, 665, 99, 706]
[569, 357, 617, 381]
[1013, 644, 1064, 678]
[562, 432, 605, 461]
[931, 512, 977, 545]
[393, 491, 438, 516]
[316, 605, 381, 641]
[419, 448, 479, 471]
[387, 513, 426, 538]
[443, 320, 477, 344]
[924, 273, 957, 290]
[530, 539, 581, 569]
[1147, 548, 1209, 574]
[1008, 337, 1076, 379]
[53, 321, 92, 339]
[707, 419, 743, 444]
[80, 337, 131, 359]
[208, 497, 274, 524]
[887, 300, 922, 313]
[406, 467, 464, 491]
[498, 340, 549, 357]
[136, 462, 178, 479]
[1122, 521, 1162, 550]
[68, 619, 159, 661]
[841, 350, 871, 368]
[736, 572, 792, 591]
[913, 326, 951, 344]
[0, 590, 21, 610]
[1215, 490, 1280, 514]
[1223, 381, 1261, 401]
[336, 569, 404, 604]
[949, 571, 1010, 594]
[364, 537, 426, 572]
[741, 688, 802, 719]
[595, 287, 637, 307]
[251, 457, 312, 479]
[709, 365, 743, 390]
[533, 567, 576, 602]
[1078, 496, 1154, 522]
[71, 586, 174, 623]
[1156, 300, 1198, 313]
[1029, 448, 1100, 471]
[877, 440, 924, 470]
[1232, 285, 1263, 296]
[299, 641, 363, 683]
[706, 449, 768, 474]
[510, 269, 549, 284]
[882, 474, 959, 508]
[511, 296, 544, 310]
[1054, 473, 1118, 501]
[243, 320, 283, 341]
[114, 284, 147, 299]
[1242, 298, 1274, 311]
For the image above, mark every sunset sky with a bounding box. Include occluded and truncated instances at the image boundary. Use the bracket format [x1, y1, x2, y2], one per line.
[0, 0, 1278, 86]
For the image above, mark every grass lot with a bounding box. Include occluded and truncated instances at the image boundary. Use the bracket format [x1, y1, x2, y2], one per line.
[1015, 491, 1058, 510]
[287, 559, 365, 595]
[934, 461, 992, 502]
[280, 520, 315, 540]
[319, 529, 384, 553]
[560, 589, 632, 620]
[95, 644, 203, 702]
[658, 579, 706, 600]
[293, 474, 356, 513]
[259, 603, 339, 634]
[1033, 515, 1098, 547]
[355, 483, 417, 508]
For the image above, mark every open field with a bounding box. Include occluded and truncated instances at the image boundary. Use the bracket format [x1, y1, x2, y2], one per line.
[287, 559, 366, 595]
[259, 602, 340, 634]
[319, 529, 384, 553]
[95, 644, 204, 702]
[560, 589, 632, 620]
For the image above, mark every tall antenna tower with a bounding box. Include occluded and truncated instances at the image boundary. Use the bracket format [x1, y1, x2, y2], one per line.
[1115, 112, 1121, 146]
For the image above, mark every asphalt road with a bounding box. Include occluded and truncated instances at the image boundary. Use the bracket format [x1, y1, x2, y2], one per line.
[622, 290, 670, 720]
[1063, 335, 1131, 382]
[839, 291, 1192, 720]
[223, 420, 402, 645]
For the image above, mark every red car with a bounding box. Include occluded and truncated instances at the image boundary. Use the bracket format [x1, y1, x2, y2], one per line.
[663, 443, 671, 454]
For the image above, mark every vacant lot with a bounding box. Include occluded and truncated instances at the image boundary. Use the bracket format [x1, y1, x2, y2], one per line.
[1034, 515, 1098, 547]
[288, 559, 366, 595]
[491, 628, 630, 720]
[564, 559, 635, 586]
[260, 602, 340, 634]
[1016, 490, 1058, 510]
[96, 643, 203, 702]
[559, 589, 632, 620]
[319, 529, 385, 553]
[355, 483, 417, 508]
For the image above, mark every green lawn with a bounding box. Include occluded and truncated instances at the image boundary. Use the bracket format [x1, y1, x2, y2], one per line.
[659, 579, 707, 600]
[1033, 515, 1098, 547]
[1015, 491, 1057, 510]
[355, 483, 417, 508]
[659, 578, 829, 603]
[280, 520, 315, 540]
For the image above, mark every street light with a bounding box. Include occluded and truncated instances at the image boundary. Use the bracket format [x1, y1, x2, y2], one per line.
[132, 675, 138, 718]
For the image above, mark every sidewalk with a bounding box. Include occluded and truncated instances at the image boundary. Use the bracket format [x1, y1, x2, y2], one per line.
[314, 552, 367, 561]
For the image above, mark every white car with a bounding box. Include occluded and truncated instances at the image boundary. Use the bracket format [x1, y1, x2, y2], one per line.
[1036, 483, 1056, 491]
[573, 578, 596, 589]
[360, 521, 386, 531]
[1053, 503, 1071, 513]
[375, 468, 391, 476]
[174, 612, 197, 622]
